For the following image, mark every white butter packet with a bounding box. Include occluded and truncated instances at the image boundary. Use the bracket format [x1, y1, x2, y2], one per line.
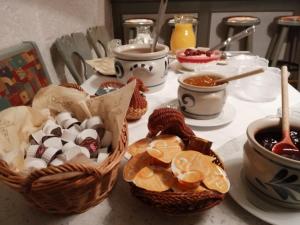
[31, 130, 45, 144]
[50, 158, 64, 166]
[24, 158, 47, 170]
[61, 142, 77, 153]
[59, 146, 90, 161]
[61, 129, 77, 143]
[42, 120, 59, 135]
[56, 112, 72, 125]
[86, 116, 104, 129]
[62, 118, 80, 129]
[76, 129, 98, 144]
[43, 137, 63, 149]
[26, 145, 40, 158]
[80, 119, 88, 130]
[97, 152, 109, 163]
[41, 147, 62, 164]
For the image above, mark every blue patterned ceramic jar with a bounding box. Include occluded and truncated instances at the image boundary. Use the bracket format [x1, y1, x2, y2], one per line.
[245, 117, 300, 209]
[177, 72, 227, 119]
[113, 44, 169, 93]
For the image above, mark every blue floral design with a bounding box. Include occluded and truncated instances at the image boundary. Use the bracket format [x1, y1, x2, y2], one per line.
[256, 169, 300, 201]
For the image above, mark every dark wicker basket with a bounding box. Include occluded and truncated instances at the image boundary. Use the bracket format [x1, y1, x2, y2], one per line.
[127, 108, 226, 215]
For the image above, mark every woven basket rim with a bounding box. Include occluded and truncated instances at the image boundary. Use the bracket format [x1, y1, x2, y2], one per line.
[128, 146, 225, 197]
[0, 83, 128, 191]
[127, 142, 226, 215]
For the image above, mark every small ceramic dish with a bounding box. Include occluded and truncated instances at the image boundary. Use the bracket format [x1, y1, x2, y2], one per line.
[177, 72, 228, 119]
[176, 47, 222, 71]
[245, 117, 300, 209]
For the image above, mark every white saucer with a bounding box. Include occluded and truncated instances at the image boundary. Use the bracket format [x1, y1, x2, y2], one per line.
[217, 136, 300, 225]
[162, 99, 236, 128]
[172, 61, 195, 74]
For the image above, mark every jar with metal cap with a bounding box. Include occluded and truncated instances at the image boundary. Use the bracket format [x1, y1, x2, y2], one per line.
[123, 18, 154, 44]
[129, 25, 152, 44]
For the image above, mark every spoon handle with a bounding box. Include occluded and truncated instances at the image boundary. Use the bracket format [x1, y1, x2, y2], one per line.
[209, 25, 256, 51]
[151, 0, 168, 52]
[215, 68, 264, 84]
[281, 66, 290, 135]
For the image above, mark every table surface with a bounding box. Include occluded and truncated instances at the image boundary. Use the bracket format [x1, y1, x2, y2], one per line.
[1, 62, 300, 225]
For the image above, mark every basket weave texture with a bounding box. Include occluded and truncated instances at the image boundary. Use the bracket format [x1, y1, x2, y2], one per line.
[129, 108, 225, 215]
[0, 84, 128, 214]
[100, 77, 148, 121]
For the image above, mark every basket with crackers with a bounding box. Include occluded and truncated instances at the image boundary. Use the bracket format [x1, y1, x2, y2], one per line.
[124, 108, 230, 215]
[0, 82, 135, 214]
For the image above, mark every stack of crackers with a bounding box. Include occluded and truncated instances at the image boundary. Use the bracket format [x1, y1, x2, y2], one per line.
[124, 135, 229, 194]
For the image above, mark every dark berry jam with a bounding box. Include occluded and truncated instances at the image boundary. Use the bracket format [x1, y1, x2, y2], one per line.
[184, 48, 211, 57]
[255, 127, 300, 161]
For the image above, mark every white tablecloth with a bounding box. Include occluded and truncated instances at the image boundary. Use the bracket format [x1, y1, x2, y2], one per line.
[1, 65, 300, 225]
[82, 67, 300, 151]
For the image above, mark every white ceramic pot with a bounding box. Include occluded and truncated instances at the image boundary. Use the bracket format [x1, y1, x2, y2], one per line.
[113, 44, 169, 92]
[245, 117, 300, 208]
[177, 72, 227, 119]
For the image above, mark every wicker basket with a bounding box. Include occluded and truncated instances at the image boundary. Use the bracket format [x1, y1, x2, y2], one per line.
[100, 78, 147, 121]
[127, 108, 226, 215]
[0, 84, 128, 214]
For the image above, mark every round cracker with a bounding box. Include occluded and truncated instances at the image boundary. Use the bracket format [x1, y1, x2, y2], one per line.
[128, 137, 151, 157]
[133, 166, 175, 192]
[171, 150, 215, 177]
[203, 165, 230, 194]
[123, 152, 152, 182]
[146, 135, 184, 164]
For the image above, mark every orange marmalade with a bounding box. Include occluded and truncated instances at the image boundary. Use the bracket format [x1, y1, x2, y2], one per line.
[183, 75, 220, 87]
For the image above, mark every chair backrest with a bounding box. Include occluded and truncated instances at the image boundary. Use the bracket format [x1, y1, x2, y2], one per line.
[0, 42, 50, 111]
[54, 33, 94, 84]
[87, 26, 112, 58]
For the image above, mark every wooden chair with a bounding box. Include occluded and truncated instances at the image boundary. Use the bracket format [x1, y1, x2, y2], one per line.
[54, 33, 94, 84]
[87, 26, 112, 58]
[266, 16, 300, 90]
[0, 42, 50, 111]
[222, 16, 260, 52]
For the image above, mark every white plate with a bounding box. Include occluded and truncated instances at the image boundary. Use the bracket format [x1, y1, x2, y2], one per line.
[162, 99, 236, 127]
[172, 61, 195, 73]
[218, 136, 300, 225]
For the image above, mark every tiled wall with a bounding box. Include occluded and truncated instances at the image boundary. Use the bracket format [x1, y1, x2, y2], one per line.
[0, 0, 110, 84]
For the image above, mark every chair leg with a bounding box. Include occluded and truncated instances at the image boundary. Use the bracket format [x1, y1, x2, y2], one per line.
[289, 29, 298, 63]
[298, 61, 300, 91]
[246, 33, 253, 52]
[225, 27, 235, 51]
[271, 26, 289, 67]
[266, 32, 278, 60]
[123, 27, 130, 44]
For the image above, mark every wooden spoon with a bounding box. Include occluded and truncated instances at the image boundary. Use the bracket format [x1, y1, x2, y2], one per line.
[150, 0, 168, 52]
[271, 66, 300, 157]
[215, 68, 264, 85]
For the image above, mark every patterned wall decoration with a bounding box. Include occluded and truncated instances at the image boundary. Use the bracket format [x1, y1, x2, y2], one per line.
[0, 47, 50, 110]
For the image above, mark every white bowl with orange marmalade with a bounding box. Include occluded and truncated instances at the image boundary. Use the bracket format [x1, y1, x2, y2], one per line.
[178, 72, 228, 119]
